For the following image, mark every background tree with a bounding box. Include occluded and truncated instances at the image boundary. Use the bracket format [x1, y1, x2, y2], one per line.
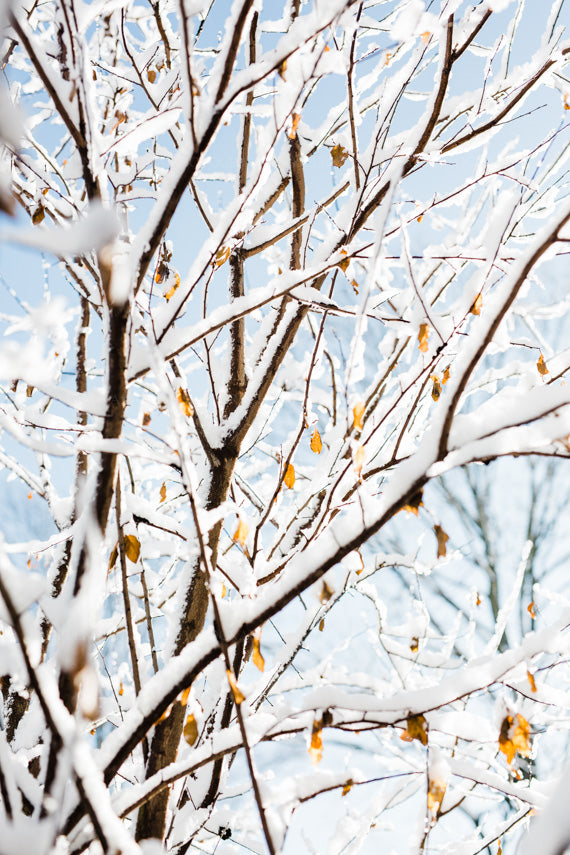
[2, 0, 570, 853]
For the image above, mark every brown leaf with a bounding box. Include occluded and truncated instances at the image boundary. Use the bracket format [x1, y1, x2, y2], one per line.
[350, 279, 359, 294]
[352, 402, 365, 432]
[537, 353, 549, 376]
[183, 713, 199, 746]
[252, 632, 265, 672]
[142, 412, 151, 426]
[427, 776, 446, 818]
[176, 387, 194, 417]
[233, 517, 249, 547]
[319, 580, 334, 603]
[26, 385, 34, 398]
[331, 144, 349, 167]
[308, 718, 323, 765]
[124, 534, 141, 563]
[108, 544, 118, 571]
[401, 713, 428, 745]
[418, 323, 429, 353]
[337, 248, 350, 272]
[284, 463, 295, 489]
[288, 112, 301, 140]
[159, 482, 166, 503]
[353, 443, 365, 478]
[342, 779, 354, 796]
[431, 375, 441, 401]
[434, 524, 449, 558]
[318, 618, 325, 632]
[470, 292, 483, 315]
[442, 366, 451, 384]
[227, 669, 245, 704]
[401, 489, 423, 516]
[410, 636, 419, 653]
[147, 67, 157, 83]
[32, 203, 45, 225]
[310, 428, 323, 453]
[499, 713, 531, 765]
[213, 245, 231, 268]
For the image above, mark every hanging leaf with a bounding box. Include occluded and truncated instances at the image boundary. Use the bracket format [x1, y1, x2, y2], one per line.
[183, 713, 199, 746]
[176, 387, 194, 417]
[159, 482, 166, 503]
[421, 31, 431, 43]
[118, 680, 124, 697]
[221, 583, 227, 598]
[410, 636, 419, 653]
[32, 203, 45, 225]
[434, 524, 449, 558]
[108, 544, 118, 571]
[252, 631, 265, 672]
[470, 293, 483, 315]
[352, 402, 365, 432]
[353, 444, 365, 478]
[431, 375, 442, 401]
[310, 427, 322, 453]
[331, 144, 349, 167]
[337, 248, 350, 271]
[288, 112, 301, 139]
[528, 601, 536, 620]
[214, 245, 231, 268]
[165, 271, 180, 301]
[400, 713, 428, 745]
[527, 670, 537, 692]
[427, 776, 446, 818]
[442, 366, 451, 384]
[284, 463, 295, 489]
[400, 489, 423, 516]
[498, 713, 531, 765]
[278, 59, 287, 80]
[227, 669, 245, 704]
[319, 580, 334, 603]
[537, 353, 549, 375]
[124, 534, 141, 563]
[342, 779, 354, 797]
[418, 323, 430, 353]
[180, 686, 191, 706]
[308, 718, 323, 765]
[142, 412, 151, 426]
[318, 618, 325, 631]
[147, 67, 157, 83]
[233, 517, 249, 548]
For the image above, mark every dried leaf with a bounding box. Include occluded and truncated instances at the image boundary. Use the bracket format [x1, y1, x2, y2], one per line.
[124, 534, 141, 563]
[476, 592, 482, 606]
[421, 31, 431, 43]
[118, 681, 124, 696]
[310, 428, 323, 454]
[108, 544, 118, 571]
[308, 718, 323, 765]
[227, 669, 245, 704]
[142, 412, 151, 426]
[410, 636, 419, 653]
[565, 94, 570, 111]
[233, 517, 249, 548]
[337, 248, 350, 272]
[278, 59, 287, 80]
[159, 482, 166, 503]
[434, 524, 449, 558]
[401, 713, 428, 745]
[342, 779, 353, 797]
[147, 67, 156, 83]
[537, 353, 549, 376]
[528, 601, 536, 620]
[288, 112, 301, 140]
[221, 583, 227, 598]
[252, 632, 265, 672]
[499, 713, 531, 765]
[401, 489, 423, 516]
[319, 580, 334, 603]
[431, 375, 441, 401]
[442, 366, 451, 384]
[427, 776, 446, 817]
[331, 144, 349, 168]
[284, 463, 295, 489]
[26, 385, 34, 398]
[318, 618, 325, 632]
[350, 278, 359, 294]
[527, 670, 537, 692]
[180, 686, 191, 706]
[165, 272, 180, 301]
[176, 387, 194, 417]
[353, 444, 365, 478]
[352, 402, 365, 432]
[214, 245, 231, 268]
[470, 292, 483, 315]
[32, 203, 45, 225]
[183, 713, 199, 746]
[418, 322, 429, 353]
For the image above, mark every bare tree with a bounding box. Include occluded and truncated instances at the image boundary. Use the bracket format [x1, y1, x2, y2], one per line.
[2, 0, 570, 852]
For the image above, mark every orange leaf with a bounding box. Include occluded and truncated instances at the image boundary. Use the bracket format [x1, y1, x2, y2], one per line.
[470, 293, 483, 315]
[434, 524, 449, 558]
[498, 713, 531, 765]
[401, 713, 428, 746]
[180, 686, 191, 706]
[147, 67, 157, 83]
[331, 144, 349, 167]
[527, 670, 537, 693]
[401, 489, 423, 516]
[353, 444, 365, 478]
[165, 271, 180, 301]
[233, 517, 249, 548]
[418, 323, 429, 353]
[252, 631, 265, 672]
[278, 59, 287, 80]
[352, 402, 365, 432]
[528, 601, 536, 620]
[421, 31, 430, 44]
[342, 779, 354, 796]
[213, 245, 231, 268]
[142, 412, 151, 426]
[108, 544, 118, 571]
[183, 713, 199, 746]
[159, 481, 167, 503]
[284, 463, 295, 489]
[32, 203, 45, 225]
[337, 248, 350, 271]
[308, 718, 323, 765]
[410, 636, 419, 653]
[124, 534, 140, 563]
[537, 353, 549, 376]
[221, 583, 227, 598]
[288, 112, 301, 140]
[227, 670, 245, 704]
[350, 279, 359, 294]
[442, 366, 450, 384]
[319, 580, 334, 603]
[310, 427, 322, 453]
[176, 387, 194, 417]
[427, 777, 446, 817]
[118, 681, 124, 697]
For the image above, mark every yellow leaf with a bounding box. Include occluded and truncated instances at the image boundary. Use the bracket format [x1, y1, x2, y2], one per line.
[165, 272, 180, 301]
[442, 366, 451, 384]
[352, 402, 365, 432]
[108, 544, 118, 571]
[331, 144, 349, 167]
[421, 31, 430, 43]
[155, 261, 168, 283]
[227, 669, 245, 704]
[221, 583, 227, 598]
[417, 214, 423, 223]
[308, 718, 323, 765]
[183, 713, 199, 746]
[176, 387, 194, 417]
[537, 353, 549, 376]
[147, 67, 156, 83]
[142, 412, 151, 426]
[470, 292, 483, 315]
[180, 686, 191, 706]
[252, 632, 265, 672]
[32, 203, 45, 225]
[284, 463, 295, 489]
[155, 703, 173, 724]
[159, 482, 166, 503]
[278, 59, 287, 80]
[353, 443, 365, 478]
[342, 779, 354, 797]
[527, 670, 537, 692]
[124, 534, 141, 563]
[401, 713, 428, 745]
[310, 427, 323, 453]
[499, 713, 531, 765]
[434, 524, 449, 558]
[318, 618, 325, 631]
[214, 245, 231, 268]
[427, 776, 446, 817]
[528, 601, 536, 620]
[351, 279, 359, 294]
[118, 681, 124, 696]
[319, 580, 334, 603]
[498, 840, 502, 855]
[233, 517, 249, 547]
[385, 51, 391, 66]
[288, 112, 301, 140]
[431, 375, 441, 401]
[337, 247, 350, 271]
[418, 323, 429, 353]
